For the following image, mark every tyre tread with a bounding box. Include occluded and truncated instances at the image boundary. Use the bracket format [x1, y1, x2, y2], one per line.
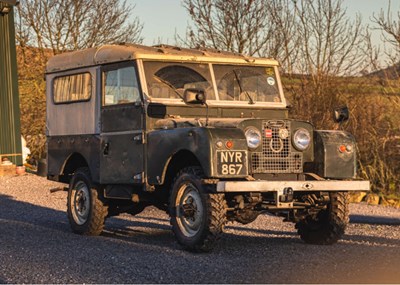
[68, 167, 108, 236]
[296, 192, 349, 245]
[170, 166, 227, 252]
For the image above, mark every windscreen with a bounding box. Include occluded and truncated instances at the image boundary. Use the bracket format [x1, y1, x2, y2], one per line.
[143, 61, 282, 104]
[213, 65, 281, 103]
[143, 61, 215, 100]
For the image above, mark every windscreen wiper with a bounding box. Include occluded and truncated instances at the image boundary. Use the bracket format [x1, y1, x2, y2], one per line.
[233, 70, 255, 104]
[154, 75, 184, 100]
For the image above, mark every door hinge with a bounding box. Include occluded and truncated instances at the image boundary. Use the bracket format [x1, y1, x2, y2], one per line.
[133, 132, 146, 144]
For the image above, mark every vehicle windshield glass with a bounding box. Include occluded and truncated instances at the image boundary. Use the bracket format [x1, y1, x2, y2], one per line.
[213, 65, 281, 103]
[143, 61, 215, 100]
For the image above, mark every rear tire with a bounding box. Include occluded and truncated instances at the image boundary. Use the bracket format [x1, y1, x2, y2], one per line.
[169, 167, 227, 252]
[67, 167, 108, 235]
[295, 192, 349, 245]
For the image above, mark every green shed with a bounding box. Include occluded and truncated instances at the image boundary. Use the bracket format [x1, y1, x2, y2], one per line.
[0, 0, 22, 165]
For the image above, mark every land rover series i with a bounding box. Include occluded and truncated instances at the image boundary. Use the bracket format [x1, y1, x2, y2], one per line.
[46, 44, 369, 251]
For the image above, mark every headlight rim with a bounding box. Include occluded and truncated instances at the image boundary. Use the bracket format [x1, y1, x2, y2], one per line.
[293, 128, 311, 151]
[245, 127, 262, 150]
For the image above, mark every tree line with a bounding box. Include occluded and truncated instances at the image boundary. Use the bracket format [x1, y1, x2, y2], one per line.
[15, 0, 400, 197]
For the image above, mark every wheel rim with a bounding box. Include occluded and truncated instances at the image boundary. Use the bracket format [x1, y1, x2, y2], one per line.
[175, 182, 204, 237]
[71, 181, 90, 225]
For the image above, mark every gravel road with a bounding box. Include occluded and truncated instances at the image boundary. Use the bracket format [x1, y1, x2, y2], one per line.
[1, 174, 399, 284]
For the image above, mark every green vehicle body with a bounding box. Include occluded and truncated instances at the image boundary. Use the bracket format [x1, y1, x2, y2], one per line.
[45, 44, 369, 251]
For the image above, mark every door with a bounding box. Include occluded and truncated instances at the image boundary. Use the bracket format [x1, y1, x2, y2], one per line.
[99, 62, 145, 184]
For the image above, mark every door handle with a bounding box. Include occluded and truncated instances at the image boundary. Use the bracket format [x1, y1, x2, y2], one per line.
[103, 142, 110, 155]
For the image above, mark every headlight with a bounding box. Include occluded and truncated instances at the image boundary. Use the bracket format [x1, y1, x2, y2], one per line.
[293, 128, 311, 151]
[245, 127, 262, 149]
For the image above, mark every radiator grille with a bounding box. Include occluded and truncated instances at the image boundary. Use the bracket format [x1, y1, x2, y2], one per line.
[251, 120, 303, 173]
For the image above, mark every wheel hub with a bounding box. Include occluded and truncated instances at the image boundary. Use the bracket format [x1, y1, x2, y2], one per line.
[71, 181, 90, 225]
[176, 183, 204, 237]
[76, 191, 87, 214]
[180, 196, 197, 219]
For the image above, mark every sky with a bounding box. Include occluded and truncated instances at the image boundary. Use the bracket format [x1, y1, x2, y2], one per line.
[130, 0, 399, 48]
[131, 0, 188, 45]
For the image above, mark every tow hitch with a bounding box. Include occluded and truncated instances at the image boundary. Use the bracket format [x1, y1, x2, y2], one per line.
[276, 187, 294, 208]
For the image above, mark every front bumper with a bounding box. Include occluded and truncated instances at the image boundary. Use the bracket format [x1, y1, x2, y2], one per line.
[216, 180, 370, 193]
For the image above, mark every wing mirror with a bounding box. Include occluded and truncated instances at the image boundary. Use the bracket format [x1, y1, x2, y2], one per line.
[183, 88, 206, 105]
[333, 106, 349, 123]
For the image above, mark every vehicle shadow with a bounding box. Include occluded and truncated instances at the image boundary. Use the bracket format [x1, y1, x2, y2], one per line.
[0, 193, 177, 251]
[1, 193, 399, 252]
[101, 216, 174, 246]
[0, 194, 70, 233]
[1, 193, 399, 284]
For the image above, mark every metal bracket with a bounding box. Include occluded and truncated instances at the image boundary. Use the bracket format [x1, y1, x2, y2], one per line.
[275, 188, 294, 208]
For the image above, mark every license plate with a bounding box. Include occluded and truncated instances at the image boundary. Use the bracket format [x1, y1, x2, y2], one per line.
[217, 151, 247, 176]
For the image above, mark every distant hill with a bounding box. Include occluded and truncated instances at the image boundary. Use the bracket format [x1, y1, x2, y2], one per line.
[368, 63, 400, 79]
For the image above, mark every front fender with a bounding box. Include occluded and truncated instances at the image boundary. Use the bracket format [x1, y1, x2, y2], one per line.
[314, 130, 357, 179]
[146, 127, 248, 185]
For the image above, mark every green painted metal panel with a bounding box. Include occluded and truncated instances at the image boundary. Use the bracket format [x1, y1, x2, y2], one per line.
[0, 3, 22, 165]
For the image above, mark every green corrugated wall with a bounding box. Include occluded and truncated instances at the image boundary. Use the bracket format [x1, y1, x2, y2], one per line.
[0, 2, 22, 165]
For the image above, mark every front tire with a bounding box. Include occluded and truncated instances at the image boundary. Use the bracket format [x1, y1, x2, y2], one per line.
[295, 192, 349, 245]
[169, 167, 227, 252]
[67, 167, 108, 235]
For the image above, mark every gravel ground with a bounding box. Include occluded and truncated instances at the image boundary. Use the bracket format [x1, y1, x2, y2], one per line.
[0, 174, 399, 284]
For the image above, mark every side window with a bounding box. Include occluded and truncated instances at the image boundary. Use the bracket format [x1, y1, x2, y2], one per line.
[53, 73, 91, 103]
[103, 66, 140, 106]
